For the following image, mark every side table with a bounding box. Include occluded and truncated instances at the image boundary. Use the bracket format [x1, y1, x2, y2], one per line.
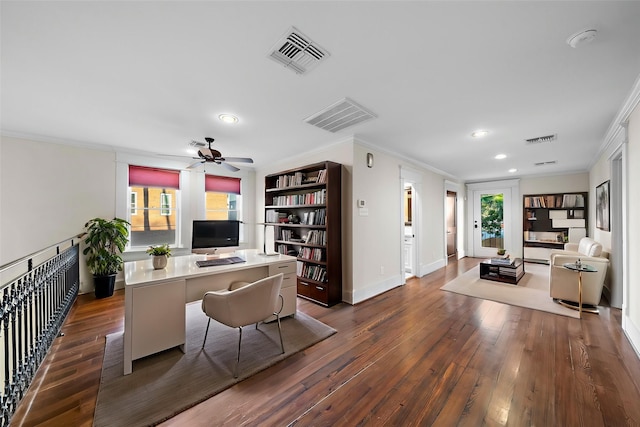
[562, 262, 598, 318]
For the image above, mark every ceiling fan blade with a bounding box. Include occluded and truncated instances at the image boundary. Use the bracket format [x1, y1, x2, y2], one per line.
[158, 154, 193, 159]
[221, 157, 254, 164]
[187, 160, 204, 169]
[220, 162, 240, 172]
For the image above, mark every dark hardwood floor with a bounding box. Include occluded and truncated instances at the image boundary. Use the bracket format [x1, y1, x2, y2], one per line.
[11, 257, 640, 426]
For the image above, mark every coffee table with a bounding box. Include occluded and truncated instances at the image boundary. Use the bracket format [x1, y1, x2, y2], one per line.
[479, 258, 525, 285]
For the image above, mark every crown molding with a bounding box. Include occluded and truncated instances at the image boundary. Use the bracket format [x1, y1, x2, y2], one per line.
[594, 72, 640, 166]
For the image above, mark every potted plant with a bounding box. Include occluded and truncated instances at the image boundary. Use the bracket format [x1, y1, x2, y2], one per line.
[146, 244, 172, 269]
[83, 217, 130, 298]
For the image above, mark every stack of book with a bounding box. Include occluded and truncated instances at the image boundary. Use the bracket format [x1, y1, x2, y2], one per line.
[499, 263, 524, 278]
[490, 257, 513, 265]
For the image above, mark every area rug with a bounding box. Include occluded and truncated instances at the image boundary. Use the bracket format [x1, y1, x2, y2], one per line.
[94, 302, 337, 427]
[440, 262, 580, 318]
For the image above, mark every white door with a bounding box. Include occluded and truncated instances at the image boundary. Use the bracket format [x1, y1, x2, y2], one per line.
[473, 188, 511, 258]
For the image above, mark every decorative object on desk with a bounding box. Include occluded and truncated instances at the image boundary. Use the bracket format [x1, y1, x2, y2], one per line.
[146, 244, 172, 269]
[595, 180, 610, 231]
[441, 263, 579, 318]
[83, 217, 130, 299]
[93, 302, 336, 427]
[497, 248, 506, 256]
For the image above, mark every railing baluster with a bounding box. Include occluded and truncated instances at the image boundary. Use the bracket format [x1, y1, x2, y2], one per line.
[0, 244, 79, 427]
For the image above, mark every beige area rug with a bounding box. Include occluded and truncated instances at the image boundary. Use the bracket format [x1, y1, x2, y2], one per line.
[94, 302, 337, 427]
[441, 262, 580, 318]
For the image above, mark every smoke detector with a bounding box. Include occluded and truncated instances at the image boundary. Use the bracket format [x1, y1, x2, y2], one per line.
[304, 97, 377, 133]
[567, 29, 597, 48]
[268, 26, 330, 75]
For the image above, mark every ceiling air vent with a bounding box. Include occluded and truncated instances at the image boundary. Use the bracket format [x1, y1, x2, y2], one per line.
[268, 26, 330, 75]
[534, 160, 558, 166]
[304, 97, 377, 133]
[525, 134, 557, 145]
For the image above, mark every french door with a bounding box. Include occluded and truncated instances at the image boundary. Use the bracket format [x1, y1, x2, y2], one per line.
[473, 188, 512, 258]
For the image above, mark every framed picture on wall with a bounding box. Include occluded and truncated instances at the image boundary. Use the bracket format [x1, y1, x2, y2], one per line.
[596, 180, 610, 231]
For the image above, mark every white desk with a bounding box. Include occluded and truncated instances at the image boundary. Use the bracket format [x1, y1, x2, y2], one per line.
[123, 249, 297, 375]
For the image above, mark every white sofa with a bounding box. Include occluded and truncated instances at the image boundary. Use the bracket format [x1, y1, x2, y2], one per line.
[549, 238, 609, 308]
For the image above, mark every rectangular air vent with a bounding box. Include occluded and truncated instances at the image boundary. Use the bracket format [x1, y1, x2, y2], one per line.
[268, 26, 330, 75]
[189, 140, 206, 148]
[534, 160, 557, 166]
[526, 134, 557, 144]
[304, 97, 377, 133]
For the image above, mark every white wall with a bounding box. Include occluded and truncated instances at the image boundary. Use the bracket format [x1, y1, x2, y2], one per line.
[350, 141, 449, 303]
[519, 172, 589, 196]
[0, 136, 117, 264]
[626, 103, 640, 355]
[1, 136, 117, 292]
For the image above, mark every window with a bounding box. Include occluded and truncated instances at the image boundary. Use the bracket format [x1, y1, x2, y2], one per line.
[128, 165, 180, 248]
[205, 174, 243, 239]
[130, 192, 138, 215]
[160, 193, 172, 216]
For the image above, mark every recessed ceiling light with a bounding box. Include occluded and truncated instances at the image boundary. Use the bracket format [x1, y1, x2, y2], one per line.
[509, 168, 518, 173]
[495, 154, 507, 160]
[218, 114, 239, 124]
[567, 29, 597, 48]
[471, 130, 489, 138]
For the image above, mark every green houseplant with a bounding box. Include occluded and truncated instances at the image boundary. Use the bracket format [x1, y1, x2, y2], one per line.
[146, 244, 172, 269]
[83, 217, 130, 298]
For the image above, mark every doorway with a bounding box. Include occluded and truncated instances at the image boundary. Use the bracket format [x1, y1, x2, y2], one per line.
[404, 184, 415, 278]
[471, 186, 513, 258]
[446, 191, 457, 258]
[401, 167, 421, 282]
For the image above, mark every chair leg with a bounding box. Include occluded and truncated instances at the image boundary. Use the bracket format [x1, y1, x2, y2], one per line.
[202, 318, 211, 349]
[234, 326, 243, 378]
[276, 313, 284, 354]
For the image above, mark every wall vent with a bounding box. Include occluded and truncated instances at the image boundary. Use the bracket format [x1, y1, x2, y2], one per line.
[189, 140, 206, 148]
[534, 160, 558, 166]
[304, 97, 377, 133]
[268, 26, 330, 75]
[526, 134, 557, 144]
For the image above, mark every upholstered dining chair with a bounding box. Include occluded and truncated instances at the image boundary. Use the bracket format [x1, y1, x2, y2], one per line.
[201, 273, 285, 377]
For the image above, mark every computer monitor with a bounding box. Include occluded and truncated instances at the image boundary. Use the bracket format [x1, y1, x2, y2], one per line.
[191, 220, 240, 254]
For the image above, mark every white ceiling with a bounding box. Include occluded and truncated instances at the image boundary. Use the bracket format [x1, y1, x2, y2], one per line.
[2, 1, 640, 181]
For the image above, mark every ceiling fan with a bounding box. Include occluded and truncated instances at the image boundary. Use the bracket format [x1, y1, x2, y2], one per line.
[187, 137, 254, 172]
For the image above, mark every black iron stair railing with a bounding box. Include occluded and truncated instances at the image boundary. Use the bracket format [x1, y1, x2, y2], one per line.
[0, 236, 81, 427]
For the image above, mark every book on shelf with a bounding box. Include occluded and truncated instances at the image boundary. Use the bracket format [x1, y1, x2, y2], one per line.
[298, 247, 324, 261]
[304, 230, 326, 245]
[272, 189, 326, 206]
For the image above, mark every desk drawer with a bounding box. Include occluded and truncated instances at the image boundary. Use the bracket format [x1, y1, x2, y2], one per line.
[281, 272, 296, 289]
[269, 261, 296, 276]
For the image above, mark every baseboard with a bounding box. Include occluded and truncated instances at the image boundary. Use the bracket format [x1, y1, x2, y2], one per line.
[419, 258, 446, 277]
[623, 314, 640, 361]
[350, 274, 403, 305]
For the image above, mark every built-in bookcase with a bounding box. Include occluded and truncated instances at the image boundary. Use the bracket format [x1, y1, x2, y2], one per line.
[264, 161, 342, 306]
[523, 192, 588, 262]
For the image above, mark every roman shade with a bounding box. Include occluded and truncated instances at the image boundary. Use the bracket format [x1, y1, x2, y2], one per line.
[205, 175, 241, 195]
[129, 165, 180, 189]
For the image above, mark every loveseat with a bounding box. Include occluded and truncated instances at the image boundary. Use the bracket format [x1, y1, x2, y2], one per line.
[549, 237, 609, 309]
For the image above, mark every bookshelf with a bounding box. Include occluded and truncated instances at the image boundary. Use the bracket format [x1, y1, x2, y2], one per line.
[264, 161, 342, 306]
[523, 192, 588, 262]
